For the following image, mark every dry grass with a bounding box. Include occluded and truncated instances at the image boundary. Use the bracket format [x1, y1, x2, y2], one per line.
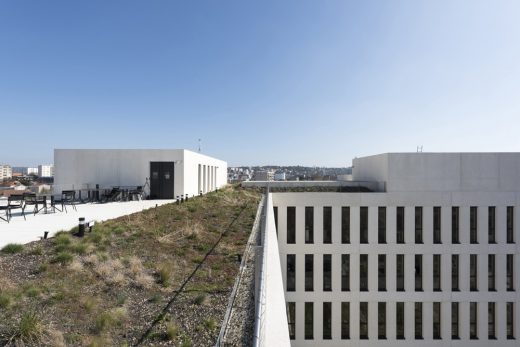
[0, 186, 261, 346]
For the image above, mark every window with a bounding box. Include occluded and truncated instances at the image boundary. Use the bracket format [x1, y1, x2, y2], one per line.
[452, 302, 459, 339]
[415, 207, 423, 243]
[273, 206, 278, 235]
[342, 206, 350, 244]
[396, 254, 405, 291]
[287, 302, 295, 339]
[488, 302, 496, 339]
[433, 254, 441, 291]
[305, 302, 313, 340]
[287, 207, 296, 244]
[470, 206, 478, 244]
[378, 207, 386, 244]
[378, 302, 386, 339]
[360, 302, 368, 339]
[470, 302, 478, 339]
[341, 254, 350, 291]
[396, 206, 405, 244]
[488, 254, 496, 291]
[415, 302, 423, 339]
[305, 207, 313, 244]
[452, 254, 459, 291]
[415, 255, 422, 291]
[452, 206, 459, 244]
[287, 254, 295, 292]
[323, 302, 332, 340]
[488, 206, 496, 244]
[305, 254, 313, 292]
[507, 302, 515, 339]
[378, 254, 386, 291]
[507, 254, 515, 291]
[360, 254, 368, 291]
[433, 302, 441, 339]
[360, 207, 368, 244]
[396, 302, 405, 339]
[470, 254, 478, 291]
[323, 254, 332, 291]
[341, 302, 350, 339]
[507, 206, 515, 244]
[323, 206, 332, 244]
[434, 206, 442, 244]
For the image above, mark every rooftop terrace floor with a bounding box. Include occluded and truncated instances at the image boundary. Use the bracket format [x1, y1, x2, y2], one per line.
[0, 199, 173, 248]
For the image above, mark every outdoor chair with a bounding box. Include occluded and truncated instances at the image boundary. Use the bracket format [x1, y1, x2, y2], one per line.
[128, 186, 144, 201]
[0, 202, 9, 222]
[103, 187, 122, 202]
[23, 193, 47, 215]
[53, 190, 77, 213]
[7, 194, 26, 220]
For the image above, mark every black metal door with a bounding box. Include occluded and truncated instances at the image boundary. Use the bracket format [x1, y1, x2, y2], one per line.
[150, 162, 175, 199]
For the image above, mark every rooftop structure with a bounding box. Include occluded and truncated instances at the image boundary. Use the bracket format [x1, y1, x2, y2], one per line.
[54, 149, 227, 199]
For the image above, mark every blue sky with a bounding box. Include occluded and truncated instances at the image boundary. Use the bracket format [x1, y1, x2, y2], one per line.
[1, 1, 519, 166]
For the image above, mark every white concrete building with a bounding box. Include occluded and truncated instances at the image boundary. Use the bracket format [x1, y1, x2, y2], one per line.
[26, 167, 38, 175]
[0, 165, 12, 181]
[54, 149, 227, 199]
[262, 153, 520, 347]
[38, 164, 54, 178]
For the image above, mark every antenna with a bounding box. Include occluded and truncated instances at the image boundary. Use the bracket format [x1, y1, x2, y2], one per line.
[198, 139, 201, 153]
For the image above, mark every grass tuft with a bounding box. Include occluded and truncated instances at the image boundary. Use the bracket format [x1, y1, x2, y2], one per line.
[52, 251, 73, 265]
[165, 322, 179, 340]
[1, 243, 23, 254]
[157, 264, 173, 287]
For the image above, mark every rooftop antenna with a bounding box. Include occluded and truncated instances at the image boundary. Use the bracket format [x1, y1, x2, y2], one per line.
[198, 139, 201, 153]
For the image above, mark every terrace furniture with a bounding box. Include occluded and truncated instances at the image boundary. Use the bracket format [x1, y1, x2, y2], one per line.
[23, 193, 48, 215]
[128, 186, 144, 201]
[7, 194, 26, 220]
[102, 187, 122, 202]
[0, 202, 8, 222]
[52, 190, 77, 213]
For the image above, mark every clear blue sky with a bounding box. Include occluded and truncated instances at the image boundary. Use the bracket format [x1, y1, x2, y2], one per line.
[1, 1, 519, 167]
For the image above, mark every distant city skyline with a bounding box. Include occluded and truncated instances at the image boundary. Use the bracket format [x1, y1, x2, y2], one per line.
[1, 1, 520, 167]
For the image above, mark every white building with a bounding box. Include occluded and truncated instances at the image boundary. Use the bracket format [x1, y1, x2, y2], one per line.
[38, 164, 54, 178]
[275, 172, 287, 181]
[254, 170, 274, 181]
[0, 165, 12, 181]
[54, 149, 227, 199]
[26, 167, 38, 175]
[251, 153, 520, 347]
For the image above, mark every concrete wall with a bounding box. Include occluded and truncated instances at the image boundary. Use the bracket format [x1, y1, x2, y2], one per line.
[353, 153, 520, 192]
[54, 149, 227, 198]
[273, 191, 520, 347]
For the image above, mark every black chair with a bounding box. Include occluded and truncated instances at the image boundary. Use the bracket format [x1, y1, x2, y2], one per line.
[53, 190, 77, 213]
[7, 194, 25, 220]
[102, 187, 122, 202]
[128, 186, 144, 201]
[23, 193, 47, 215]
[0, 202, 9, 222]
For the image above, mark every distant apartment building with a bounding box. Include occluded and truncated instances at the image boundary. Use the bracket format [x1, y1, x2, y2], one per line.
[249, 152, 520, 347]
[38, 164, 54, 178]
[274, 172, 287, 181]
[254, 170, 274, 181]
[0, 165, 12, 181]
[27, 167, 38, 175]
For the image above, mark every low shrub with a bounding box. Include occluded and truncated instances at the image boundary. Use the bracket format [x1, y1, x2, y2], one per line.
[52, 251, 73, 265]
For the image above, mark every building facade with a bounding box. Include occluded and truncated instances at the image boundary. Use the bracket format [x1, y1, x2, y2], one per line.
[54, 149, 227, 199]
[0, 165, 12, 181]
[271, 153, 520, 347]
[38, 164, 54, 178]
